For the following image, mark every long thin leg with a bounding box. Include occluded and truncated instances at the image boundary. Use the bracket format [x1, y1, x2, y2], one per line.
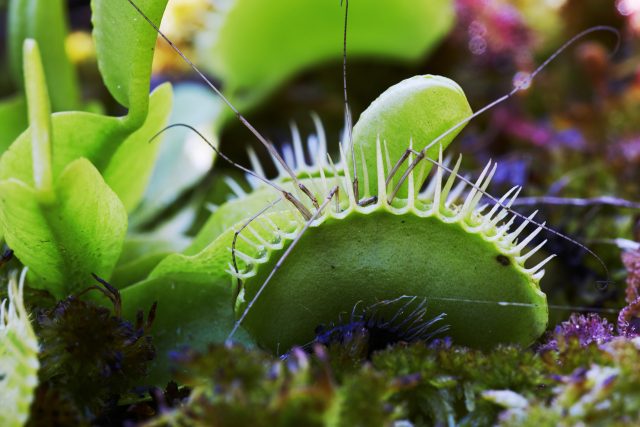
[385, 148, 414, 188]
[387, 26, 619, 203]
[150, 124, 313, 220]
[512, 196, 640, 210]
[387, 149, 424, 203]
[231, 197, 283, 275]
[340, 0, 359, 204]
[226, 185, 340, 343]
[421, 155, 612, 286]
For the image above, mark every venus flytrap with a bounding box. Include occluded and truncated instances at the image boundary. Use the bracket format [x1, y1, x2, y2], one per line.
[97, 0, 612, 383]
[0, 269, 39, 427]
[227, 137, 551, 352]
[119, 74, 552, 381]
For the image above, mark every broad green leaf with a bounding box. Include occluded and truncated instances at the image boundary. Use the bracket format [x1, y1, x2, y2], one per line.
[112, 249, 176, 290]
[0, 158, 128, 298]
[103, 82, 174, 212]
[8, 0, 80, 111]
[198, 0, 454, 107]
[91, 0, 169, 126]
[0, 94, 27, 153]
[115, 200, 196, 288]
[0, 112, 124, 186]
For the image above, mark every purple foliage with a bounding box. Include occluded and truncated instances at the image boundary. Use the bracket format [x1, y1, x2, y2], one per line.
[539, 313, 615, 352]
[618, 296, 640, 338]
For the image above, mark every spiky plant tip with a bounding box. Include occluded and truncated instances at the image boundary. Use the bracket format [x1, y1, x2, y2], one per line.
[0, 268, 40, 427]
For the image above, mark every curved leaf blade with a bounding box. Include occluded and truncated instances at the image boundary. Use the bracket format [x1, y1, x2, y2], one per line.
[91, 0, 169, 126]
[103, 82, 174, 212]
[121, 225, 254, 384]
[23, 39, 53, 195]
[0, 159, 128, 298]
[200, 0, 454, 105]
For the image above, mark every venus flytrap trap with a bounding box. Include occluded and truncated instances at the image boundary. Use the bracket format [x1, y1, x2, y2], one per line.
[0, 269, 39, 427]
[113, 2, 624, 382]
[105, 5, 614, 389]
[224, 141, 552, 351]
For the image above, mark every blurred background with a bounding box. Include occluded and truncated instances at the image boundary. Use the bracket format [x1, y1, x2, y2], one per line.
[1, 0, 639, 323]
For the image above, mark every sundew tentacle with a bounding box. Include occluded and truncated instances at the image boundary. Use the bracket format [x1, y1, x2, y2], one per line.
[0, 269, 39, 427]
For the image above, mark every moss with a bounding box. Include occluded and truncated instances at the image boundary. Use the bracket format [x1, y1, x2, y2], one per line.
[29, 280, 156, 424]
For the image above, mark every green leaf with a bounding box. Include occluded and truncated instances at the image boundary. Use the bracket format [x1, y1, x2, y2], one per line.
[103, 82, 174, 213]
[111, 228, 190, 288]
[0, 84, 172, 211]
[0, 158, 128, 298]
[8, 0, 80, 111]
[112, 246, 177, 289]
[0, 95, 27, 153]
[350, 75, 473, 199]
[23, 39, 53, 196]
[198, 0, 454, 107]
[91, 0, 169, 126]
[0, 112, 125, 186]
[121, 226, 253, 384]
